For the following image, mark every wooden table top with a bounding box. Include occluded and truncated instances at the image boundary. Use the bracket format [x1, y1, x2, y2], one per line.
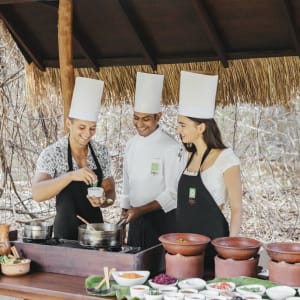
[0, 272, 107, 300]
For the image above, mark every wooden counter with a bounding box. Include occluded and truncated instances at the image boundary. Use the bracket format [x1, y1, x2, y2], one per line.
[0, 272, 105, 300]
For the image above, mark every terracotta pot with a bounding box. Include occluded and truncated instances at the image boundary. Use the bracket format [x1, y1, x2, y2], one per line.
[269, 260, 300, 287]
[159, 233, 210, 256]
[0, 224, 11, 256]
[214, 255, 259, 278]
[212, 237, 261, 260]
[264, 242, 300, 263]
[165, 252, 204, 279]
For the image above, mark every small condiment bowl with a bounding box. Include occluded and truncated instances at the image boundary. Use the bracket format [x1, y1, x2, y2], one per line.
[266, 286, 296, 300]
[236, 284, 266, 296]
[144, 289, 163, 300]
[178, 278, 206, 290]
[164, 292, 185, 300]
[160, 286, 178, 294]
[184, 294, 206, 300]
[178, 288, 198, 296]
[148, 279, 178, 290]
[112, 270, 150, 286]
[206, 281, 235, 292]
[88, 187, 104, 198]
[130, 285, 150, 299]
[241, 294, 262, 300]
[199, 290, 219, 298]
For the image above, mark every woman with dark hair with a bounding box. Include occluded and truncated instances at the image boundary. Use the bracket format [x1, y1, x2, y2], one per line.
[176, 71, 242, 273]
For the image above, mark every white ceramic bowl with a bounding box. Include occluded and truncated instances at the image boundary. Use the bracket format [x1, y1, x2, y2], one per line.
[130, 285, 150, 299]
[206, 281, 236, 292]
[286, 297, 300, 300]
[199, 290, 219, 298]
[178, 288, 198, 295]
[236, 284, 266, 296]
[144, 290, 163, 300]
[112, 270, 150, 286]
[160, 286, 178, 294]
[184, 294, 206, 300]
[240, 294, 262, 300]
[164, 292, 185, 300]
[148, 279, 178, 290]
[178, 278, 206, 290]
[266, 286, 296, 300]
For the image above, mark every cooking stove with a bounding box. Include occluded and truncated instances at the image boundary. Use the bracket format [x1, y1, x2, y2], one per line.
[22, 237, 141, 253]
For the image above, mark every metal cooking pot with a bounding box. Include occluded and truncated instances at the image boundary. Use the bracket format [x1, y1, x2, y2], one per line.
[24, 221, 53, 240]
[78, 223, 122, 248]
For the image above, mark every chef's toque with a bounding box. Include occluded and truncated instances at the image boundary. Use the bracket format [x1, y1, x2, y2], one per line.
[134, 72, 164, 114]
[179, 71, 218, 119]
[69, 77, 104, 122]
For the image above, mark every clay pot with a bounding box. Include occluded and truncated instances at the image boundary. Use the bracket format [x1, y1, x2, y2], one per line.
[159, 233, 210, 256]
[211, 237, 261, 260]
[264, 242, 300, 263]
[0, 224, 11, 256]
[214, 255, 259, 278]
[165, 252, 205, 279]
[269, 260, 300, 287]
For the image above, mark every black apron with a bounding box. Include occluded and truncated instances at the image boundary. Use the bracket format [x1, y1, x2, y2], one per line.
[54, 140, 104, 239]
[176, 148, 229, 272]
[128, 209, 176, 250]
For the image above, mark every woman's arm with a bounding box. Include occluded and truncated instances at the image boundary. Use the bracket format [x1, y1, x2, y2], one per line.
[223, 165, 243, 236]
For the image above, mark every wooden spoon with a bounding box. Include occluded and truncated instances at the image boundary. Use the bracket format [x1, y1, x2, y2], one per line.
[76, 215, 96, 231]
[95, 267, 116, 290]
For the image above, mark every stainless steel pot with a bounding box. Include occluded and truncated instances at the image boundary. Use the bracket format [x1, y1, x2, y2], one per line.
[78, 223, 122, 248]
[24, 221, 53, 240]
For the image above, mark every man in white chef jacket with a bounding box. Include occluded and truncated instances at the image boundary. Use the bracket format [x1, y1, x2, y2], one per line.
[120, 72, 181, 249]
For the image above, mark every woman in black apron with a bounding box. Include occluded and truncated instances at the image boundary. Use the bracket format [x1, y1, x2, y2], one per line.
[176, 71, 242, 275]
[176, 146, 229, 273]
[54, 140, 104, 239]
[176, 116, 242, 275]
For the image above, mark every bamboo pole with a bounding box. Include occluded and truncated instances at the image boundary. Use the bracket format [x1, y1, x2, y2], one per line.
[58, 0, 74, 131]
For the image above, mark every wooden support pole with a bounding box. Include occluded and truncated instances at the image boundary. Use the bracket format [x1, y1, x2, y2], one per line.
[58, 0, 74, 130]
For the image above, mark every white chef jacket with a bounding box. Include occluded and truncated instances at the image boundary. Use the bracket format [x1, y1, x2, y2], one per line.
[121, 127, 181, 213]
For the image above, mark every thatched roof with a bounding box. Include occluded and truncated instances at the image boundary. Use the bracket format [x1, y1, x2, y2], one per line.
[25, 57, 300, 108]
[1, 0, 300, 107]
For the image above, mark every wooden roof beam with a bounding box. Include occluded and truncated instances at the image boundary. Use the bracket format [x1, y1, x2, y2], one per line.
[72, 24, 99, 72]
[277, 0, 300, 57]
[117, 0, 157, 71]
[191, 0, 228, 68]
[0, 7, 45, 70]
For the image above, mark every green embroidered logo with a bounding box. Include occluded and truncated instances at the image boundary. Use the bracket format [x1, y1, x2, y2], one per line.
[189, 187, 196, 199]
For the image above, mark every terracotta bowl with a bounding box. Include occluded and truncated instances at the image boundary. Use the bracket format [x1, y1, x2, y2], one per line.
[264, 242, 300, 263]
[211, 237, 261, 260]
[159, 233, 210, 256]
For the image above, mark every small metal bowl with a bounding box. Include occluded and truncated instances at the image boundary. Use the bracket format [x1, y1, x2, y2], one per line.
[24, 221, 53, 240]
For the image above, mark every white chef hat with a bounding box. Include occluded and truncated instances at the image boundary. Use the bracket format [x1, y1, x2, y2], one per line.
[179, 71, 218, 119]
[69, 77, 104, 122]
[134, 72, 164, 114]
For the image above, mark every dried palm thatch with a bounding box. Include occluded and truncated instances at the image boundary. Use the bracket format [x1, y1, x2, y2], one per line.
[25, 56, 300, 109]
